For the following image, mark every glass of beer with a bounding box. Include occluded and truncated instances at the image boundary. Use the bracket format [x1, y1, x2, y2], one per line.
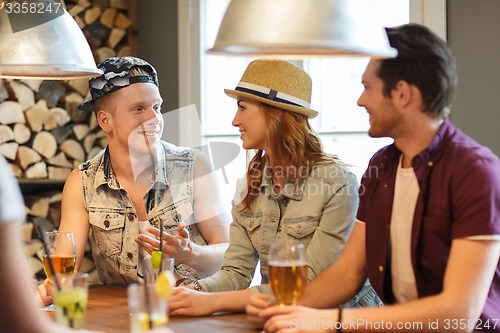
[42, 231, 76, 283]
[268, 242, 308, 306]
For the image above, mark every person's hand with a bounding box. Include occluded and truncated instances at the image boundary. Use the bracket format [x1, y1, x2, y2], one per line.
[135, 222, 193, 264]
[246, 293, 277, 329]
[261, 305, 337, 333]
[37, 278, 55, 306]
[168, 286, 215, 316]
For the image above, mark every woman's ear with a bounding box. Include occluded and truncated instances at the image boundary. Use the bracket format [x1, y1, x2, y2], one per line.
[96, 110, 112, 133]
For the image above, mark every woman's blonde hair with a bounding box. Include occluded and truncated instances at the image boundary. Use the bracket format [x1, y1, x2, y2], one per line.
[242, 103, 344, 210]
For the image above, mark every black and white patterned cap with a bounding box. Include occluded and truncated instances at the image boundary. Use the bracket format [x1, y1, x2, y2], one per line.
[78, 56, 159, 112]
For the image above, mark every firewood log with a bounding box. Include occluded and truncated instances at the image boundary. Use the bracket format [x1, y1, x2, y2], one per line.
[36, 81, 65, 108]
[51, 125, 74, 144]
[9, 163, 22, 177]
[25, 162, 48, 179]
[0, 142, 18, 160]
[32, 131, 58, 159]
[27, 197, 50, 217]
[73, 124, 90, 141]
[96, 47, 116, 63]
[69, 4, 86, 16]
[50, 107, 71, 127]
[48, 166, 71, 180]
[9, 81, 35, 110]
[48, 151, 73, 168]
[60, 139, 85, 162]
[0, 125, 15, 144]
[13, 123, 31, 145]
[107, 28, 126, 48]
[83, 133, 96, 153]
[100, 8, 117, 28]
[84, 6, 102, 25]
[0, 101, 25, 125]
[115, 12, 132, 29]
[25, 100, 50, 132]
[18, 146, 42, 169]
[110, 0, 129, 10]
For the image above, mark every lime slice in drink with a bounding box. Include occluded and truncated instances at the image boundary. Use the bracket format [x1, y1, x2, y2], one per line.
[151, 250, 162, 270]
[155, 270, 175, 299]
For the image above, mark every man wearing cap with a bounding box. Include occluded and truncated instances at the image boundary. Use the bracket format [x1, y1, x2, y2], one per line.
[38, 57, 230, 305]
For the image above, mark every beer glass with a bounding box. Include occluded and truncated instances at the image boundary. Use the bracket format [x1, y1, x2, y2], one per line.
[268, 242, 308, 306]
[42, 231, 76, 283]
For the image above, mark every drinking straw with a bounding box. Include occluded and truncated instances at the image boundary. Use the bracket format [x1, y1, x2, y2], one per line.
[36, 226, 61, 291]
[143, 278, 153, 329]
[158, 213, 163, 273]
[141, 123, 164, 273]
[140, 124, 159, 329]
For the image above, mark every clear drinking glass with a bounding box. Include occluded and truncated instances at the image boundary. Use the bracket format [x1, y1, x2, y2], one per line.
[42, 231, 76, 283]
[53, 273, 89, 329]
[128, 283, 169, 332]
[268, 242, 308, 306]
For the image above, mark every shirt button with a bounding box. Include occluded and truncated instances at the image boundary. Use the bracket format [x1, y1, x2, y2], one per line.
[296, 225, 302, 234]
[427, 161, 434, 167]
[383, 184, 388, 188]
[271, 219, 277, 224]
[379, 265, 384, 272]
[128, 213, 135, 221]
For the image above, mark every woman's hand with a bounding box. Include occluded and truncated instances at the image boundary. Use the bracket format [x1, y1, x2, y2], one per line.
[168, 286, 216, 316]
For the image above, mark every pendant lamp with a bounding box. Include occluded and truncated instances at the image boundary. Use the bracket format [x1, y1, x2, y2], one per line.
[0, 5, 101, 79]
[208, 0, 397, 59]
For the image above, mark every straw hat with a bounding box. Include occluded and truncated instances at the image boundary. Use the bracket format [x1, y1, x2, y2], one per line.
[224, 59, 318, 119]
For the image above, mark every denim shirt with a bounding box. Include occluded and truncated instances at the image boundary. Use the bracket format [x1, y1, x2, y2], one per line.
[80, 141, 208, 286]
[199, 162, 381, 307]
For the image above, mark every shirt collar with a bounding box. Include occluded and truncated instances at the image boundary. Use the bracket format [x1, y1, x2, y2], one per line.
[260, 162, 308, 200]
[93, 145, 169, 190]
[412, 118, 451, 165]
[384, 117, 452, 167]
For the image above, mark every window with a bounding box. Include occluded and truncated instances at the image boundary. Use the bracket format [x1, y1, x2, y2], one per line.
[177, 0, 446, 208]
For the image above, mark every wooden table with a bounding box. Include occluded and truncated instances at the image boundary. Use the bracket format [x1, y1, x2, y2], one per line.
[44, 285, 258, 333]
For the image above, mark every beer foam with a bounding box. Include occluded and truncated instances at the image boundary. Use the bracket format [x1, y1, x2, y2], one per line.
[268, 260, 308, 267]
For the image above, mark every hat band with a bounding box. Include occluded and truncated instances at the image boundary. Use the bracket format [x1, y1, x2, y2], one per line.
[235, 82, 310, 109]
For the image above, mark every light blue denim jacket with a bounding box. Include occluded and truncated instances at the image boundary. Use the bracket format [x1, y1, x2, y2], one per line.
[199, 162, 381, 307]
[80, 141, 209, 286]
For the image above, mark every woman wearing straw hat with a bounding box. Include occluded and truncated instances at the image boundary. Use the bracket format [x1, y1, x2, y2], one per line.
[168, 59, 381, 316]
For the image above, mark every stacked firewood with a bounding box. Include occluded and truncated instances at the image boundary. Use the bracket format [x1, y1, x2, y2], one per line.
[0, 80, 107, 180]
[22, 190, 99, 283]
[0, 0, 137, 282]
[68, 0, 136, 63]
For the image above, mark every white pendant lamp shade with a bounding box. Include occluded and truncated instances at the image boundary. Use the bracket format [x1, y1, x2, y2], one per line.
[0, 8, 101, 80]
[208, 0, 397, 59]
